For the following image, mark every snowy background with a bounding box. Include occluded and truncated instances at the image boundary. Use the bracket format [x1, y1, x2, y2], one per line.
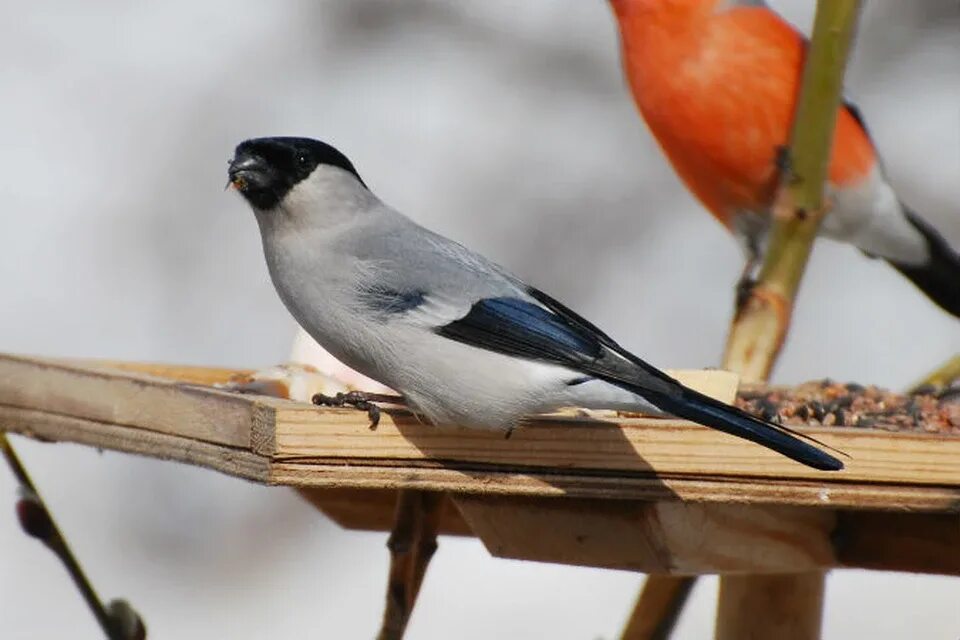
[1, 1, 958, 638]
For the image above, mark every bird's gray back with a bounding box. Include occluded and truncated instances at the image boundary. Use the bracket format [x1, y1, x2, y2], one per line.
[339, 203, 529, 307]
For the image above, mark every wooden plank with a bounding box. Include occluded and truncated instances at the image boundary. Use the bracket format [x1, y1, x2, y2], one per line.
[80, 360, 251, 386]
[288, 486, 960, 577]
[295, 488, 472, 535]
[265, 405, 960, 486]
[2, 403, 958, 512]
[1, 356, 959, 511]
[834, 511, 960, 575]
[452, 496, 836, 575]
[2, 406, 958, 575]
[269, 462, 960, 512]
[251, 368, 740, 456]
[0, 354, 265, 447]
[620, 576, 694, 640]
[715, 572, 825, 640]
[0, 405, 269, 482]
[11, 354, 960, 489]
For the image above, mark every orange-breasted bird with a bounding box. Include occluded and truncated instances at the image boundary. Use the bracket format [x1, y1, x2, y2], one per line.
[610, 0, 960, 317]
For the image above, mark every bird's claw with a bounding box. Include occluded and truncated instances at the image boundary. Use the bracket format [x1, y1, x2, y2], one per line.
[312, 391, 382, 430]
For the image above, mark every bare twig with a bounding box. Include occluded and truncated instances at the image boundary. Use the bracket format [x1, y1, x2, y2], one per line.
[377, 490, 443, 640]
[1, 432, 145, 640]
[722, 0, 864, 382]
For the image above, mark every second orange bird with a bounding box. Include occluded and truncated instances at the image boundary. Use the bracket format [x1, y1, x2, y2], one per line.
[610, 0, 960, 318]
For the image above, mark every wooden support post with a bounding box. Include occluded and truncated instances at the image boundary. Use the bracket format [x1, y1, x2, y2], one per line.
[715, 572, 825, 640]
[620, 576, 694, 640]
[714, 0, 862, 637]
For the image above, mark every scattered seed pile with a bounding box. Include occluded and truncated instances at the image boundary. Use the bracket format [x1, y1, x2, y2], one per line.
[736, 380, 960, 435]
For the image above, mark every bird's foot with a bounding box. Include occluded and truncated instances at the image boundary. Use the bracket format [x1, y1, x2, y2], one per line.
[311, 391, 405, 430]
[313, 390, 382, 429]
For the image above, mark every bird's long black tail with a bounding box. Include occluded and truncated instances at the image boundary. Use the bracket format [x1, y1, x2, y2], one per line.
[644, 384, 845, 471]
[586, 354, 846, 470]
[886, 207, 960, 318]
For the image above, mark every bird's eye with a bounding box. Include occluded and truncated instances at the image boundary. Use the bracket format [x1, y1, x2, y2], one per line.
[297, 154, 309, 166]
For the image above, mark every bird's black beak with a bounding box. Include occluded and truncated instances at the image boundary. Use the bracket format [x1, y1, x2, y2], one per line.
[227, 153, 269, 192]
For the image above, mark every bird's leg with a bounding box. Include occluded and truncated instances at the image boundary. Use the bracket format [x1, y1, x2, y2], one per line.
[735, 255, 760, 314]
[774, 144, 793, 178]
[731, 214, 766, 314]
[311, 391, 405, 430]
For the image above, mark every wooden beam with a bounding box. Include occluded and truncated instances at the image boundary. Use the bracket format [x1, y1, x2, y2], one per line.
[1, 402, 957, 512]
[452, 496, 836, 575]
[291, 488, 960, 577]
[715, 572, 825, 640]
[295, 488, 472, 536]
[259, 407, 959, 486]
[834, 511, 960, 575]
[619, 576, 694, 640]
[0, 355, 265, 448]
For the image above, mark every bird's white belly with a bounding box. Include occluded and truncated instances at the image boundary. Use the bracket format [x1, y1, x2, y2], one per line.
[371, 328, 576, 429]
[821, 167, 927, 265]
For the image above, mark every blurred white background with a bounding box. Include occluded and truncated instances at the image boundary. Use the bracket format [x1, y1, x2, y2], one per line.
[1, 1, 958, 638]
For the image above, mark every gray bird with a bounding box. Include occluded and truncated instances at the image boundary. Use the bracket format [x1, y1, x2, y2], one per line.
[228, 136, 842, 471]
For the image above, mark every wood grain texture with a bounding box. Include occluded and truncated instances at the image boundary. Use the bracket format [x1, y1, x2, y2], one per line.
[0, 405, 269, 482]
[2, 403, 959, 513]
[295, 488, 472, 536]
[453, 496, 836, 575]
[79, 360, 251, 386]
[619, 576, 694, 640]
[1, 355, 959, 514]
[1, 405, 957, 575]
[0, 354, 265, 447]
[834, 511, 960, 575]
[715, 572, 826, 640]
[265, 406, 960, 485]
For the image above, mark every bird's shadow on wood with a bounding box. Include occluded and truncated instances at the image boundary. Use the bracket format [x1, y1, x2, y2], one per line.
[386, 410, 686, 572]
[384, 409, 678, 500]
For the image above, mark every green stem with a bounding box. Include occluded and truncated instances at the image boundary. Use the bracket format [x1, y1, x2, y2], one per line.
[723, 0, 864, 382]
[908, 354, 960, 392]
[759, 0, 864, 297]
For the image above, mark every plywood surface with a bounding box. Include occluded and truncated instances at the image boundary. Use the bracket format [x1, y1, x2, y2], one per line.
[0, 354, 958, 513]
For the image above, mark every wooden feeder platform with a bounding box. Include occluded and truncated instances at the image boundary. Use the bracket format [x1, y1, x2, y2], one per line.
[1, 354, 958, 638]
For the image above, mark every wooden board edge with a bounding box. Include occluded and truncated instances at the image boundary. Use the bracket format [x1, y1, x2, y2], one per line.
[0, 404, 270, 483]
[266, 462, 960, 513]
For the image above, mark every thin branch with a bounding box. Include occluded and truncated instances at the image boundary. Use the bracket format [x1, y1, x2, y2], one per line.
[1, 432, 145, 640]
[908, 354, 960, 393]
[722, 0, 864, 382]
[377, 490, 443, 640]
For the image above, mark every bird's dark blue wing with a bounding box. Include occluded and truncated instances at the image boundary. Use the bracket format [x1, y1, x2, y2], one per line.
[435, 295, 603, 364]
[436, 288, 845, 471]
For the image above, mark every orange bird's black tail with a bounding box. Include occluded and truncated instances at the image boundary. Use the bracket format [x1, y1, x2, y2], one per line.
[887, 208, 960, 319]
